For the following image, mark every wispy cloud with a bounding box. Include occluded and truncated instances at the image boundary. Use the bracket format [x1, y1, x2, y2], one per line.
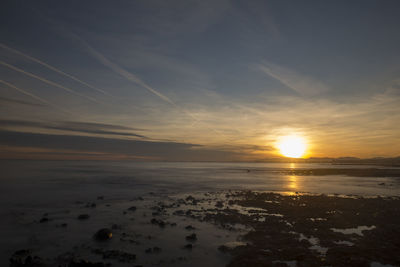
[0, 129, 239, 161]
[0, 96, 45, 107]
[257, 62, 329, 96]
[0, 79, 71, 114]
[0, 119, 146, 139]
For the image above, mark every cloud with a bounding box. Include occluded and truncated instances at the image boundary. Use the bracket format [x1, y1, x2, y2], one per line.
[0, 43, 111, 96]
[257, 62, 329, 96]
[0, 60, 103, 105]
[0, 78, 71, 114]
[0, 130, 239, 161]
[0, 119, 146, 139]
[0, 96, 45, 107]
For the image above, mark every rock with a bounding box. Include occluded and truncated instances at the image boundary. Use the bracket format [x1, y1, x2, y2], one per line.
[111, 224, 122, 230]
[92, 249, 136, 262]
[97, 196, 104, 200]
[185, 233, 197, 241]
[9, 250, 46, 267]
[185, 225, 196, 230]
[94, 228, 112, 241]
[69, 259, 110, 267]
[215, 201, 224, 208]
[86, 203, 96, 208]
[77, 214, 90, 220]
[145, 247, 162, 254]
[183, 244, 193, 250]
[39, 217, 49, 223]
[150, 218, 166, 228]
[128, 206, 137, 211]
[153, 246, 162, 253]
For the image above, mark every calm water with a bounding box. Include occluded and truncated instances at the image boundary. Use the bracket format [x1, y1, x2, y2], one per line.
[1, 160, 400, 205]
[1, 160, 400, 266]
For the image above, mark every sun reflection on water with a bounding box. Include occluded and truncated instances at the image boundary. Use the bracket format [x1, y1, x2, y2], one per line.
[288, 175, 298, 190]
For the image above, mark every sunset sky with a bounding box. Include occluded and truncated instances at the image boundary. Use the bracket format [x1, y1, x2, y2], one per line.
[1, 0, 400, 161]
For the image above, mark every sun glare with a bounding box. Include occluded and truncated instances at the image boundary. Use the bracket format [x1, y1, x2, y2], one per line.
[277, 135, 307, 158]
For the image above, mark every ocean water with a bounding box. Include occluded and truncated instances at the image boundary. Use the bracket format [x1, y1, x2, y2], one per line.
[1, 160, 399, 266]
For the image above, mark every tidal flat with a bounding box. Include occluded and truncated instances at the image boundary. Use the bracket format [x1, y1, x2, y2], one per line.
[2, 161, 400, 266]
[8, 190, 400, 267]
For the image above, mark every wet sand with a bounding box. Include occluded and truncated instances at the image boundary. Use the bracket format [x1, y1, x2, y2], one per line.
[9, 190, 400, 267]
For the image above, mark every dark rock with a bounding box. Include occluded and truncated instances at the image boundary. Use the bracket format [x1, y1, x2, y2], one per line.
[85, 203, 96, 208]
[183, 244, 193, 250]
[185, 225, 196, 230]
[77, 214, 90, 220]
[94, 228, 112, 241]
[185, 233, 197, 241]
[145, 247, 162, 254]
[92, 249, 136, 262]
[128, 206, 137, 211]
[9, 250, 46, 267]
[215, 201, 224, 208]
[69, 259, 110, 267]
[150, 218, 166, 228]
[111, 224, 122, 230]
[39, 217, 49, 223]
[97, 196, 104, 200]
[153, 246, 162, 253]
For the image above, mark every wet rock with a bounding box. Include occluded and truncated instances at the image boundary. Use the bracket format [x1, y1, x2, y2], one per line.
[128, 206, 137, 211]
[69, 259, 110, 267]
[39, 217, 50, 223]
[185, 225, 196, 230]
[145, 247, 162, 254]
[150, 218, 166, 228]
[85, 203, 96, 208]
[77, 214, 90, 220]
[183, 244, 193, 250]
[111, 224, 122, 230]
[9, 250, 46, 267]
[215, 201, 224, 208]
[94, 228, 112, 241]
[185, 195, 198, 205]
[185, 233, 197, 242]
[92, 249, 136, 262]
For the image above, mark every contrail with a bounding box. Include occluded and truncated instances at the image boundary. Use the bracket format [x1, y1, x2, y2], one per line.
[76, 37, 200, 119]
[0, 43, 111, 97]
[76, 37, 227, 137]
[0, 60, 103, 105]
[0, 79, 72, 114]
[79, 39, 178, 106]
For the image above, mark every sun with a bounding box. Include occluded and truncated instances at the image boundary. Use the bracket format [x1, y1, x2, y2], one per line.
[277, 135, 307, 158]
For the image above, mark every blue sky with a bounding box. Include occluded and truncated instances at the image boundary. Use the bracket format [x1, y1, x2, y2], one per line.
[1, 0, 400, 160]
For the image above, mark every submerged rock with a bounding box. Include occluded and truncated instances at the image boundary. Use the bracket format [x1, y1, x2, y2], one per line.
[128, 206, 137, 211]
[145, 247, 162, 254]
[92, 249, 136, 262]
[185, 233, 197, 241]
[39, 217, 49, 223]
[183, 244, 193, 250]
[9, 250, 45, 267]
[185, 225, 196, 230]
[69, 259, 110, 267]
[94, 228, 112, 241]
[77, 214, 90, 220]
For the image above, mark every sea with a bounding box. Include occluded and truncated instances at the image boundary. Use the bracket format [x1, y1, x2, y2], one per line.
[1, 160, 399, 266]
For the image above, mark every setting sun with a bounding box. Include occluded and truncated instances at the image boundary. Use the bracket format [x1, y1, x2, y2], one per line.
[277, 135, 307, 158]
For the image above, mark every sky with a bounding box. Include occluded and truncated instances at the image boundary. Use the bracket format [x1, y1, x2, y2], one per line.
[1, 0, 400, 161]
